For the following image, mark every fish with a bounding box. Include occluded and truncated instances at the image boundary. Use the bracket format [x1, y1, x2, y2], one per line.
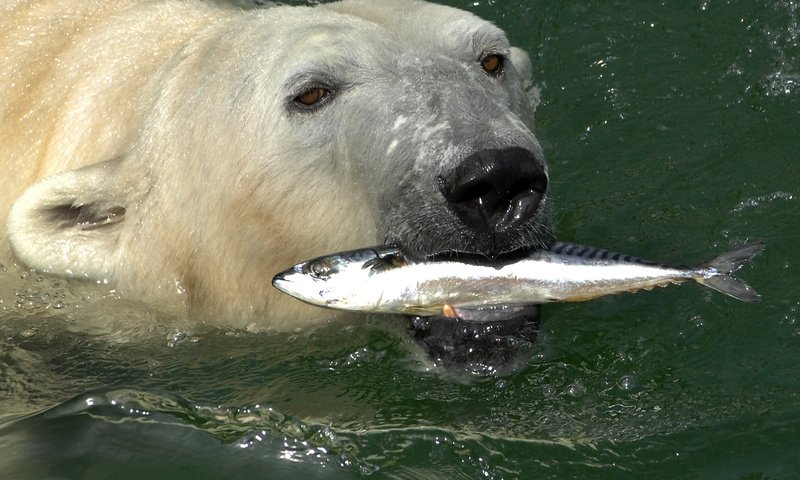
[271, 241, 764, 318]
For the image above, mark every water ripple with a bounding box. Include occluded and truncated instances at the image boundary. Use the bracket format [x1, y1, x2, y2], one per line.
[731, 190, 795, 213]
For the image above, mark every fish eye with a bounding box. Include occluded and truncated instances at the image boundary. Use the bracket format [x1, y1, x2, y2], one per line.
[308, 260, 333, 278]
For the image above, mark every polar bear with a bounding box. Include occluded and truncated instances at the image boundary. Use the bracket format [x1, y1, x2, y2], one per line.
[0, 0, 552, 332]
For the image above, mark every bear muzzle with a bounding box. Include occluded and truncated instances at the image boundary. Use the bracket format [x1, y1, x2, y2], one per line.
[438, 147, 548, 236]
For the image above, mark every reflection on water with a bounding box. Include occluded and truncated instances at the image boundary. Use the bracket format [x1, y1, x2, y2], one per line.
[0, 388, 358, 480]
[3, 284, 800, 478]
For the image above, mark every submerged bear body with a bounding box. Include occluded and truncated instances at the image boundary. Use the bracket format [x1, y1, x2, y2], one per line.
[0, 0, 552, 331]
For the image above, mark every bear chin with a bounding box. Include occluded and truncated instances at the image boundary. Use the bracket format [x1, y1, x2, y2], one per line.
[406, 305, 541, 376]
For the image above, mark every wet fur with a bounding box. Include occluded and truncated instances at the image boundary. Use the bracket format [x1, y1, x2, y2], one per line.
[0, 0, 551, 330]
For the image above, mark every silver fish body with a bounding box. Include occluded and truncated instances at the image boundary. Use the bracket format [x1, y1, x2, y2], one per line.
[272, 241, 764, 317]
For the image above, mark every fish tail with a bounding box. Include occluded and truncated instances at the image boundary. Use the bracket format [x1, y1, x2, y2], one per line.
[697, 242, 765, 303]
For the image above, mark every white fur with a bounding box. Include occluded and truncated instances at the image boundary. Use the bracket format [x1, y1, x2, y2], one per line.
[0, 0, 538, 330]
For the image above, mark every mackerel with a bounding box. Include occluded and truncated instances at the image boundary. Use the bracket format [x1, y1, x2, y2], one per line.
[272, 241, 764, 317]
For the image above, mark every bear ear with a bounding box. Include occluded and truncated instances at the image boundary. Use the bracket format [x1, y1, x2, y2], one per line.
[509, 47, 533, 84]
[508, 46, 540, 115]
[7, 159, 135, 280]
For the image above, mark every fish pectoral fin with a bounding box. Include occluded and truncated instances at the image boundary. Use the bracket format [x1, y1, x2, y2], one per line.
[363, 250, 406, 273]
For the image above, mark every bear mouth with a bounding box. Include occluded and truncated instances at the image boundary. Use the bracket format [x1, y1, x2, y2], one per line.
[392, 222, 556, 263]
[419, 244, 544, 263]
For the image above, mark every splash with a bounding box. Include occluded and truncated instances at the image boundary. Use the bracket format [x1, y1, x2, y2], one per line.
[731, 190, 795, 213]
[761, 0, 800, 95]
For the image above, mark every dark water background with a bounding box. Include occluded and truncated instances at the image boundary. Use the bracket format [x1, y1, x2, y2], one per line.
[1, 0, 799, 478]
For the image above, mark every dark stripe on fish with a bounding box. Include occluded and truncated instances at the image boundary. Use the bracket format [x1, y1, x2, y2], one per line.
[550, 242, 661, 266]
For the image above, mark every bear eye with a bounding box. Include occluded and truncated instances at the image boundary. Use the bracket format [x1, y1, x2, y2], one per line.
[294, 87, 331, 108]
[480, 54, 504, 76]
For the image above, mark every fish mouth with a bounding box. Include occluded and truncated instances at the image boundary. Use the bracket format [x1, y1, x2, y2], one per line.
[406, 304, 541, 376]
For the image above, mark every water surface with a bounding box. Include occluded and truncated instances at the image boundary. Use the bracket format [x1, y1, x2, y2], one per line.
[2, 0, 799, 478]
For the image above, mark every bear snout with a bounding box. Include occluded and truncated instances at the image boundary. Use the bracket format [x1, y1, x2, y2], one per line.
[438, 147, 548, 235]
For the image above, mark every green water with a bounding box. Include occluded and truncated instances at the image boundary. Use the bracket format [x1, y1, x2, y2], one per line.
[1, 0, 799, 478]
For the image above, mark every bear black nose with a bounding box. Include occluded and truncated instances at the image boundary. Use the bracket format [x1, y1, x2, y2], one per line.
[439, 147, 547, 234]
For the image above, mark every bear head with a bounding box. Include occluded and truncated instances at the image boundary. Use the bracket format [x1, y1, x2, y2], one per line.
[7, 0, 552, 365]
